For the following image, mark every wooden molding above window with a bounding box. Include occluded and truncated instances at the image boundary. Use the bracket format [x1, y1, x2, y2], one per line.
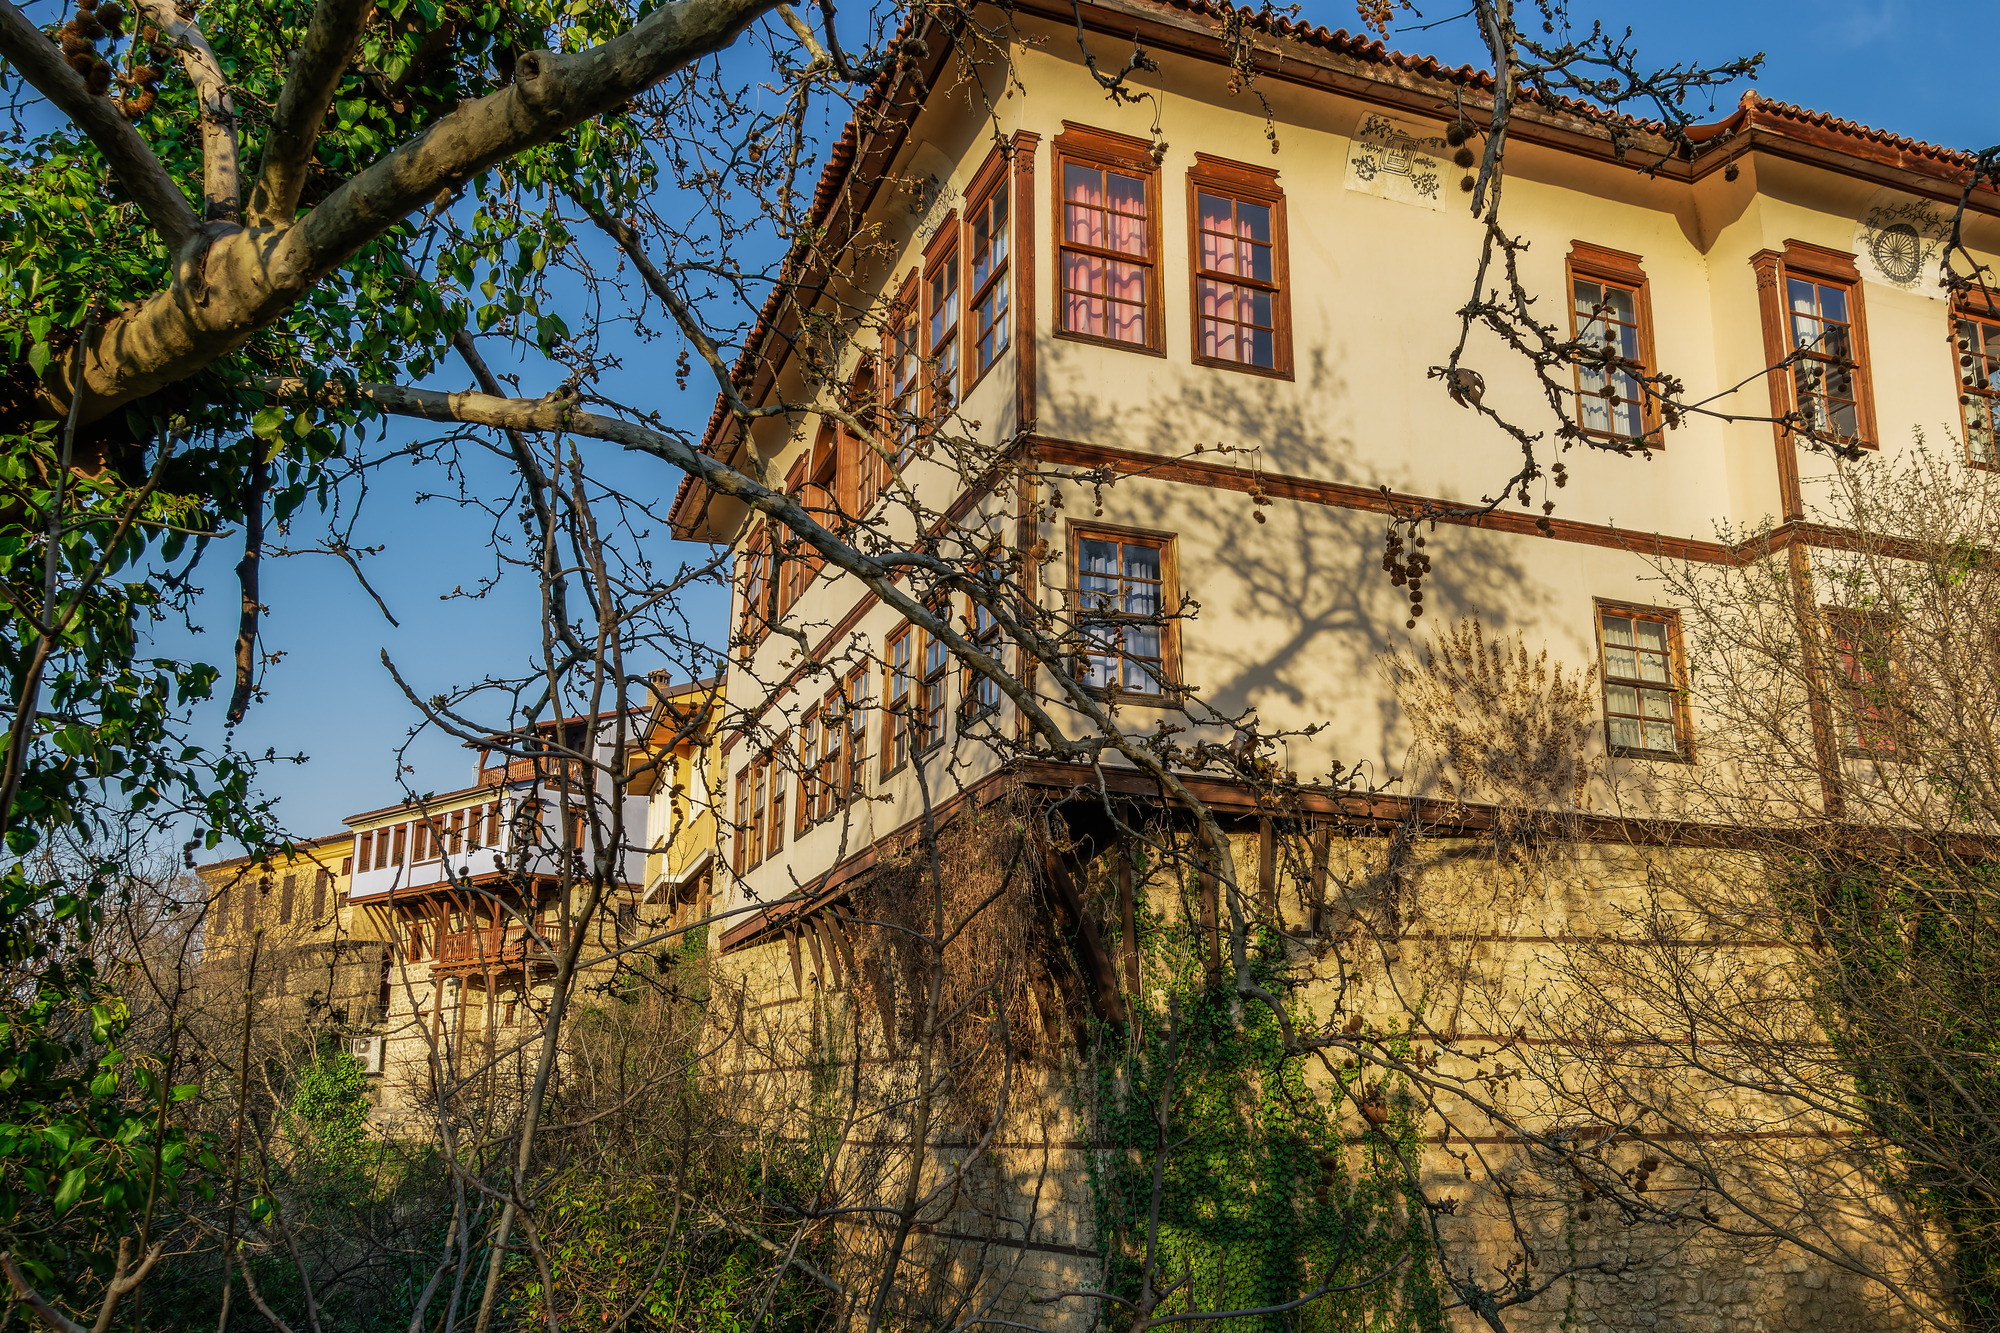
[1053, 122, 1164, 357]
[1187, 154, 1291, 379]
[1566, 241, 1659, 447]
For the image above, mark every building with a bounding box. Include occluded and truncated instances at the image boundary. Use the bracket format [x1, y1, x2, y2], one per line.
[628, 675, 724, 943]
[666, 2, 1998, 1328]
[340, 712, 654, 1123]
[196, 834, 392, 1060]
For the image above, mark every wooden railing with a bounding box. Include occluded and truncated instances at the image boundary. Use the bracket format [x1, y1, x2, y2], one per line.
[432, 924, 551, 971]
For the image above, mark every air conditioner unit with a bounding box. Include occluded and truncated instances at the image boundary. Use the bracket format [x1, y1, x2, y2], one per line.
[347, 1034, 386, 1076]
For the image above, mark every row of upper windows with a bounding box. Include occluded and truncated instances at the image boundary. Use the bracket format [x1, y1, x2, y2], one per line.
[728, 521, 1916, 867]
[212, 865, 335, 937]
[354, 802, 506, 872]
[886, 127, 2000, 463]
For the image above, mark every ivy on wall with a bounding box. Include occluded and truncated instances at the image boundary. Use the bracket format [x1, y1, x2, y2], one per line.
[1085, 853, 1447, 1333]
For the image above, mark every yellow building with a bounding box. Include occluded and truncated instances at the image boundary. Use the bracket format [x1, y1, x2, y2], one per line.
[664, 3, 1997, 1329]
[198, 833, 392, 1063]
[629, 675, 723, 945]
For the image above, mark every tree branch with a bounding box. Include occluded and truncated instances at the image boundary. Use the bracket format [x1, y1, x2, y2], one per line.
[134, 0, 239, 222]
[48, 0, 782, 425]
[247, 0, 376, 224]
[0, 0, 195, 249]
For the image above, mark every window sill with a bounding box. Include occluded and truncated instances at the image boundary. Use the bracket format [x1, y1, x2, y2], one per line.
[1608, 744, 1692, 764]
[1054, 326, 1165, 359]
[1190, 352, 1292, 382]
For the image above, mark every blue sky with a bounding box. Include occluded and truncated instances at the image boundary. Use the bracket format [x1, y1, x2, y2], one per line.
[179, 0, 1990, 846]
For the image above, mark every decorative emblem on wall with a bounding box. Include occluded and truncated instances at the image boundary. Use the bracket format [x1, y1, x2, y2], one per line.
[1343, 113, 1449, 213]
[1854, 189, 1950, 296]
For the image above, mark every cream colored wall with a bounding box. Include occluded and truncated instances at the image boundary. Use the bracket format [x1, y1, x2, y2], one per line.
[714, 11, 2000, 902]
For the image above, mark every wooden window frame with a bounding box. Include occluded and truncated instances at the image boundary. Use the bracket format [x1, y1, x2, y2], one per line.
[919, 623, 949, 754]
[1594, 599, 1692, 762]
[797, 714, 821, 834]
[962, 143, 1013, 394]
[1953, 290, 2000, 470]
[1186, 155, 1292, 380]
[1566, 242, 1661, 447]
[961, 588, 1005, 722]
[1750, 241, 1879, 453]
[1066, 521, 1181, 701]
[840, 360, 884, 518]
[766, 739, 787, 858]
[1053, 123, 1165, 358]
[391, 824, 407, 865]
[1826, 608, 1904, 760]
[923, 219, 961, 420]
[737, 526, 773, 654]
[358, 830, 373, 870]
[279, 873, 295, 925]
[882, 273, 921, 468]
[842, 665, 870, 802]
[884, 626, 916, 777]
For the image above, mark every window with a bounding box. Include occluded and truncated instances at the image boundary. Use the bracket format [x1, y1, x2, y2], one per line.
[920, 630, 948, 751]
[925, 236, 960, 415]
[963, 592, 1004, 720]
[279, 873, 295, 925]
[1954, 295, 2000, 468]
[1189, 156, 1289, 375]
[843, 666, 870, 800]
[311, 869, 328, 919]
[1752, 242, 1875, 452]
[391, 825, 407, 865]
[767, 742, 787, 858]
[1566, 242, 1657, 444]
[1055, 124, 1161, 353]
[738, 527, 772, 649]
[413, 819, 431, 863]
[1787, 276, 1865, 445]
[798, 717, 820, 833]
[1596, 604, 1687, 759]
[1072, 528, 1174, 696]
[358, 831, 373, 870]
[486, 803, 501, 848]
[885, 276, 920, 466]
[966, 170, 1010, 381]
[886, 628, 915, 773]
[1828, 609, 1901, 757]
[738, 764, 766, 871]
[841, 363, 884, 516]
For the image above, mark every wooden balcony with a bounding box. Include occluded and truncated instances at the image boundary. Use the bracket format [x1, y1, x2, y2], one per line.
[430, 924, 554, 975]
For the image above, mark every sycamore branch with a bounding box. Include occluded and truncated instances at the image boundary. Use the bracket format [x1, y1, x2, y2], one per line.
[43, 0, 783, 425]
[247, 0, 376, 224]
[1, 1239, 166, 1333]
[0, 0, 196, 250]
[134, 0, 240, 222]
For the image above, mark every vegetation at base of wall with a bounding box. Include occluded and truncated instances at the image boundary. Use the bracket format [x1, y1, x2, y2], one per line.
[1086, 855, 1447, 1333]
[1793, 858, 2000, 1331]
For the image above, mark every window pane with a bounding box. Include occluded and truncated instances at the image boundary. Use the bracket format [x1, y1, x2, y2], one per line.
[1123, 543, 1161, 581]
[1609, 717, 1642, 749]
[1818, 284, 1849, 323]
[1238, 201, 1271, 245]
[1787, 277, 1817, 317]
[1607, 683, 1639, 714]
[1641, 719, 1675, 752]
[1602, 616, 1634, 647]
[1641, 688, 1673, 720]
[1606, 646, 1638, 679]
[1574, 278, 1604, 319]
[1249, 327, 1275, 368]
[1635, 619, 1668, 652]
[1604, 287, 1635, 322]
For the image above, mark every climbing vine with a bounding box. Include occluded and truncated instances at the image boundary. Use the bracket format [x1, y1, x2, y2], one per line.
[1085, 850, 1447, 1333]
